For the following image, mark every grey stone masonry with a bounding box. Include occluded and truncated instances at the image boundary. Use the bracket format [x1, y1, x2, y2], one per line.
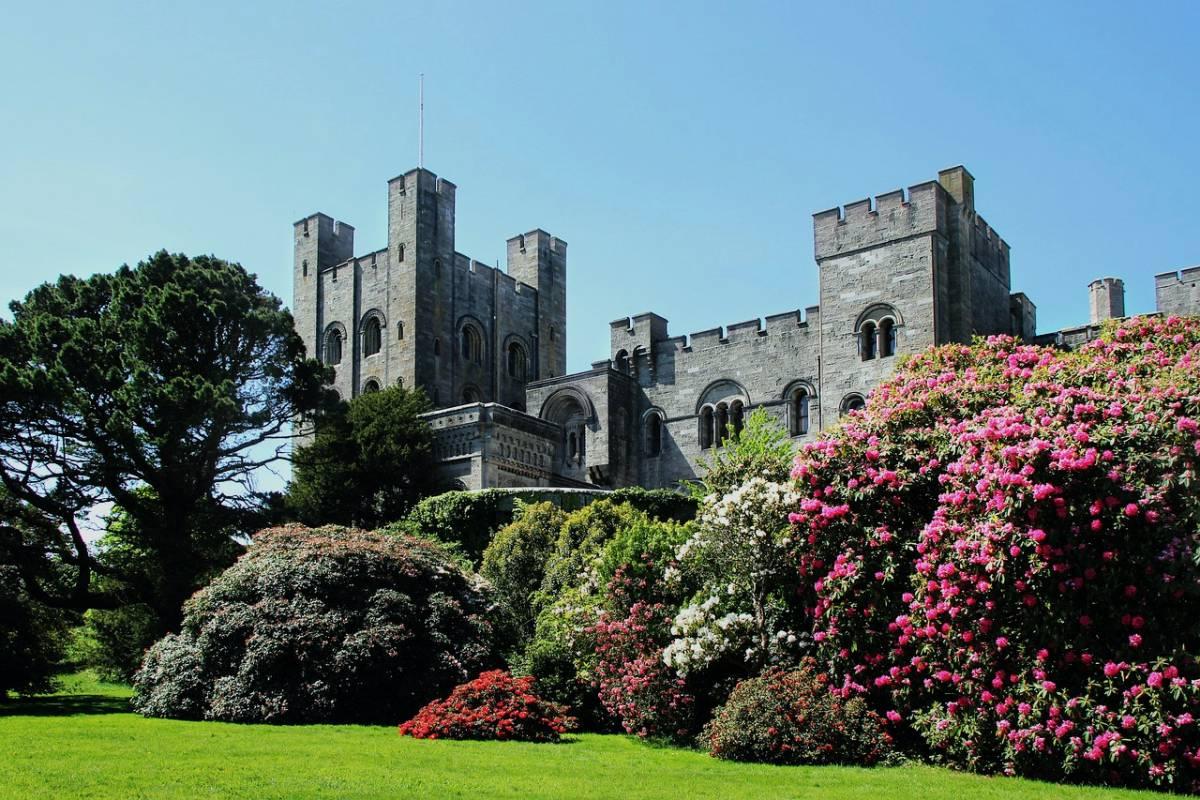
[293, 164, 1195, 494]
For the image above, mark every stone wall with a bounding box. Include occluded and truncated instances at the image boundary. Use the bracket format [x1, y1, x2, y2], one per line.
[1156, 268, 1200, 318]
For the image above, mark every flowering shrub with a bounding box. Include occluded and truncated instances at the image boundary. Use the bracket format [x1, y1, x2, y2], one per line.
[398, 670, 575, 742]
[665, 477, 807, 676]
[591, 597, 695, 739]
[789, 315, 1200, 790]
[132, 525, 496, 724]
[705, 660, 892, 766]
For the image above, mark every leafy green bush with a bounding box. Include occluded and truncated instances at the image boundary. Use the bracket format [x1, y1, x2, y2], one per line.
[480, 503, 567, 651]
[132, 524, 497, 724]
[606, 488, 697, 524]
[0, 566, 70, 697]
[705, 661, 892, 766]
[71, 604, 160, 683]
[398, 490, 512, 563]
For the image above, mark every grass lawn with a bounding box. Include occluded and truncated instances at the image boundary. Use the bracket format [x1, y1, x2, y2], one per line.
[0, 673, 1163, 800]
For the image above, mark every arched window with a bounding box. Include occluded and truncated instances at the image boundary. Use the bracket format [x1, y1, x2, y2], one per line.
[398, 243, 405, 262]
[324, 327, 343, 365]
[568, 431, 578, 460]
[879, 317, 897, 357]
[507, 342, 527, 380]
[644, 411, 663, 457]
[857, 304, 901, 361]
[614, 349, 629, 373]
[840, 394, 866, 416]
[397, 321, 404, 340]
[729, 400, 745, 438]
[715, 403, 730, 446]
[462, 386, 481, 403]
[433, 338, 441, 356]
[363, 317, 382, 357]
[363, 379, 381, 394]
[699, 406, 714, 450]
[461, 324, 483, 364]
[788, 386, 811, 436]
[860, 321, 877, 361]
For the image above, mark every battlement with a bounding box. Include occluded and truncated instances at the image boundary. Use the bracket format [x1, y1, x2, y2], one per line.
[508, 229, 568, 257]
[813, 180, 945, 261]
[1156, 266, 1200, 286]
[1155, 266, 1200, 317]
[669, 306, 818, 354]
[387, 167, 457, 198]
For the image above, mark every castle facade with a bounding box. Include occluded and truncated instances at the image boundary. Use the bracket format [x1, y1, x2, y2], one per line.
[293, 166, 1199, 491]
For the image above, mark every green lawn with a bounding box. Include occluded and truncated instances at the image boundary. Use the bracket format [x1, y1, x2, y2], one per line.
[0, 674, 1162, 800]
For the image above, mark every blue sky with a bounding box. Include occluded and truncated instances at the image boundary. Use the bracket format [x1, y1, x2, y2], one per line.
[2, 0, 1197, 376]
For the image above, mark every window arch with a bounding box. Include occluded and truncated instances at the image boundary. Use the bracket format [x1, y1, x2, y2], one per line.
[860, 321, 877, 361]
[363, 378, 381, 394]
[462, 385, 481, 404]
[699, 406, 715, 450]
[840, 393, 866, 416]
[507, 340, 528, 380]
[879, 317, 897, 357]
[856, 304, 901, 361]
[614, 349, 629, 373]
[643, 409, 664, 457]
[323, 323, 345, 365]
[460, 322, 484, 364]
[361, 312, 384, 357]
[433, 338, 441, 357]
[786, 383, 812, 436]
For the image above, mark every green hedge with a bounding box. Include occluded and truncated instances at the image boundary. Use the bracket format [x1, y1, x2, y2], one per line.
[395, 487, 696, 563]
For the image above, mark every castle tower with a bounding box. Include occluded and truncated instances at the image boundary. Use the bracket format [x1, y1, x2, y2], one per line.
[292, 212, 354, 369]
[388, 168, 457, 403]
[1088, 277, 1125, 323]
[507, 230, 567, 380]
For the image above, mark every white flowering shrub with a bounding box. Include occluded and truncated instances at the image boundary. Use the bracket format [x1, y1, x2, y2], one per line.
[666, 478, 808, 677]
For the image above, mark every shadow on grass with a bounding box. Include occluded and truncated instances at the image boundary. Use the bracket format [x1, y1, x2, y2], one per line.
[0, 693, 131, 717]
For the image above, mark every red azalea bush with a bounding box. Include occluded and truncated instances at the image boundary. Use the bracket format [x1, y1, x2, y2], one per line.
[705, 659, 892, 766]
[398, 670, 575, 742]
[789, 315, 1200, 790]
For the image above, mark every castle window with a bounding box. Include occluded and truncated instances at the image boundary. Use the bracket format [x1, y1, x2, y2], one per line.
[324, 327, 343, 365]
[397, 321, 404, 340]
[788, 386, 811, 436]
[879, 318, 897, 357]
[363, 316, 383, 356]
[302, 259, 308, 277]
[434, 338, 441, 357]
[730, 400, 745, 439]
[568, 431, 578, 460]
[507, 342, 527, 380]
[699, 406, 715, 450]
[398, 244, 405, 262]
[461, 324, 483, 364]
[614, 349, 629, 373]
[644, 411, 664, 457]
[363, 379, 381, 394]
[860, 321, 877, 361]
[856, 304, 901, 361]
[434, 259, 443, 281]
[715, 403, 729, 447]
[463, 386, 481, 403]
[840, 394, 866, 417]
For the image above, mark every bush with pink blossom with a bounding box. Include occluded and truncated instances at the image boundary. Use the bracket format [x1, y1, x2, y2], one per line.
[788, 315, 1200, 790]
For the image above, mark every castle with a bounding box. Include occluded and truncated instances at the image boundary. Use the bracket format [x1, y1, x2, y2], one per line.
[293, 166, 1200, 491]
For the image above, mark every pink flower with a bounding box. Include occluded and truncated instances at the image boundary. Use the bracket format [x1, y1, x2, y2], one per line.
[1129, 634, 1143, 648]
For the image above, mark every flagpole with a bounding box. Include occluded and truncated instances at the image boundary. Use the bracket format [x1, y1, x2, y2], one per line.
[419, 73, 424, 169]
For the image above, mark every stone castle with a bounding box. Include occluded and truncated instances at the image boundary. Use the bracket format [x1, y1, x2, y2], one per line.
[293, 166, 1200, 491]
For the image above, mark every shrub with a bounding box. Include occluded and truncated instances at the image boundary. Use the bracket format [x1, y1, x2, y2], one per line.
[705, 661, 891, 766]
[132, 524, 496, 724]
[71, 604, 160, 683]
[607, 487, 698, 524]
[400, 490, 511, 563]
[0, 566, 70, 697]
[480, 502, 567, 650]
[789, 316, 1200, 790]
[398, 670, 575, 742]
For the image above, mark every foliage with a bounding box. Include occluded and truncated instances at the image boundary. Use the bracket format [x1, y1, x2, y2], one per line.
[401, 490, 513, 566]
[398, 670, 575, 742]
[287, 385, 438, 530]
[606, 487, 698, 524]
[70, 604, 160, 683]
[687, 407, 794, 499]
[665, 478, 807, 679]
[7, 678, 1157, 800]
[0, 251, 324, 630]
[705, 661, 892, 766]
[131, 524, 497, 724]
[480, 503, 567, 650]
[0, 565, 71, 697]
[789, 315, 1200, 791]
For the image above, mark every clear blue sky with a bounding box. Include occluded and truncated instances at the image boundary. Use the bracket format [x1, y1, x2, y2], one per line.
[2, 1, 1197, 373]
